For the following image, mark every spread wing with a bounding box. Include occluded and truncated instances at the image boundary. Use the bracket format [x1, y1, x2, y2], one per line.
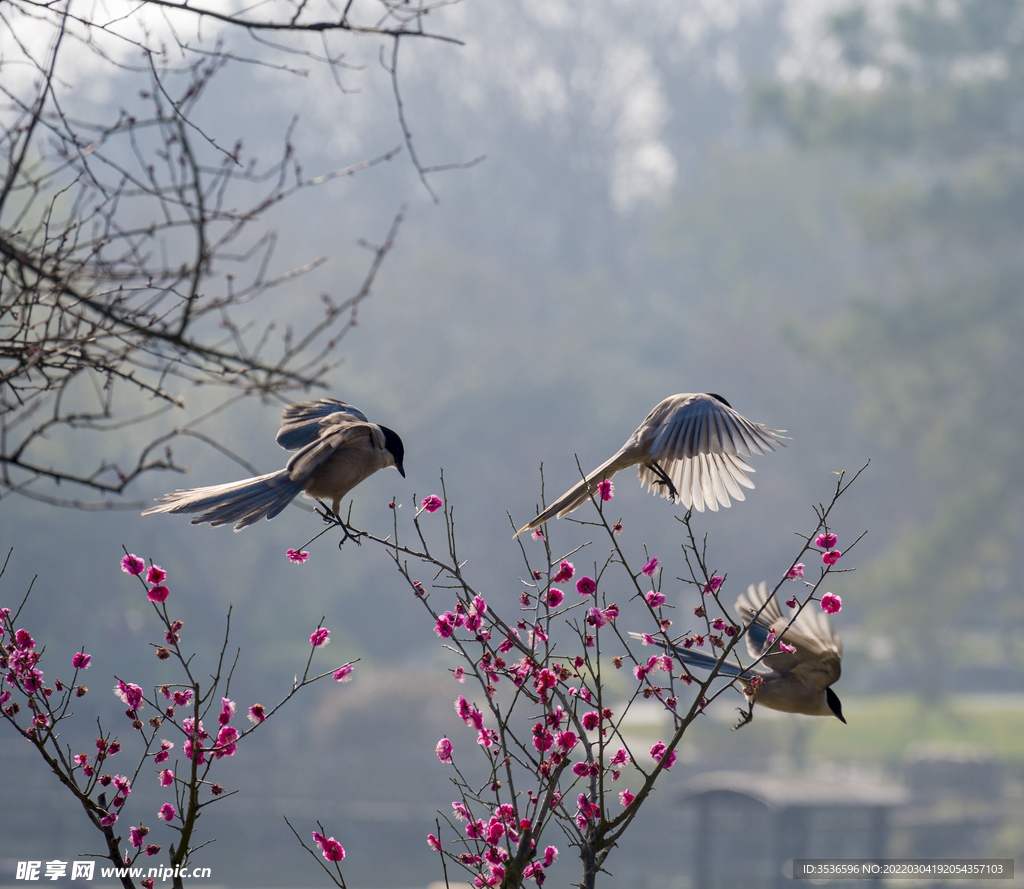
[275, 399, 385, 484]
[736, 581, 787, 659]
[736, 581, 842, 686]
[636, 394, 787, 511]
[276, 399, 370, 451]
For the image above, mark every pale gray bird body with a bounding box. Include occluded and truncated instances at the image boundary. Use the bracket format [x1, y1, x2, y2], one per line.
[515, 393, 786, 537]
[143, 399, 405, 531]
[632, 581, 844, 728]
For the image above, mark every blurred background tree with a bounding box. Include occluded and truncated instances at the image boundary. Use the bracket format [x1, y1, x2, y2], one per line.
[0, 0, 462, 507]
[748, 0, 1024, 694]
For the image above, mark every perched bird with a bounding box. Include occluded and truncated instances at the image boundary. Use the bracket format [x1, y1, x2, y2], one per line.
[143, 399, 405, 531]
[515, 393, 785, 537]
[631, 581, 845, 729]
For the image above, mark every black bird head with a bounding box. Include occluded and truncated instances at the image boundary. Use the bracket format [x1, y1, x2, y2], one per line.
[826, 687, 846, 724]
[380, 426, 406, 477]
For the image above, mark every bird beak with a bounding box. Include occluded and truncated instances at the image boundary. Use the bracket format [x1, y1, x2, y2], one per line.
[397, 463, 406, 478]
[837, 712, 847, 724]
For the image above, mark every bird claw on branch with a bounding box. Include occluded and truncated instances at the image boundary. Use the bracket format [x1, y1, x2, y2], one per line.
[314, 500, 363, 547]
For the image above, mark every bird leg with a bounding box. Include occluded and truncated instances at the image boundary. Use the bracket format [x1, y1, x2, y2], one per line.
[732, 704, 755, 731]
[644, 460, 679, 501]
[314, 499, 362, 547]
[314, 498, 341, 524]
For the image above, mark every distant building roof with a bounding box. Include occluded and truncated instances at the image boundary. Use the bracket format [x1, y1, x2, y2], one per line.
[677, 769, 912, 808]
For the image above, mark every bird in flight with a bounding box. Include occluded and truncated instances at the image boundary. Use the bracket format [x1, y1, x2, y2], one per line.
[515, 393, 785, 537]
[633, 581, 845, 729]
[143, 399, 405, 531]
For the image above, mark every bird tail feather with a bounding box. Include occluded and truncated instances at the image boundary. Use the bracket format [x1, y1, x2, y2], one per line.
[628, 632, 749, 678]
[142, 470, 303, 531]
[514, 455, 623, 538]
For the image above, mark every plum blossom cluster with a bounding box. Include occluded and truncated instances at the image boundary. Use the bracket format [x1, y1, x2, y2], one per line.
[3, 547, 370, 886]
[455, 695, 498, 749]
[121, 554, 170, 603]
[1, 621, 45, 703]
[388, 465, 862, 888]
[816, 532, 842, 566]
[1, 622, 94, 741]
[440, 796, 560, 886]
[435, 596, 490, 640]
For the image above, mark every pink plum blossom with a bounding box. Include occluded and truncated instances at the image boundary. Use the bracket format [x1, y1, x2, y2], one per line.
[650, 741, 677, 768]
[160, 769, 174, 787]
[532, 724, 553, 752]
[816, 532, 838, 550]
[641, 557, 659, 577]
[310, 628, 331, 648]
[72, 651, 92, 670]
[14, 628, 35, 650]
[333, 663, 355, 682]
[619, 789, 635, 807]
[546, 588, 564, 608]
[703, 575, 723, 595]
[421, 495, 443, 513]
[786, 563, 805, 580]
[214, 726, 238, 758]
[820, 593, 842, 615]
[158, 803, 176, 822]
[145, 566, 166, 584]
[114, 680, 144, 710]
[313, 833, 345, 862]
[553, 560, 574, 583]
[823, 550, 843, 566]
[598, 479, 614, 500]
[436, 737, 453, 764]
[645, 590, 666, 607]
[557, 731, 578, 751]
[576, 576, 596, 596]
[219, 698, 235, 725]
[587, 604, 618, 628]
[147, 585, 170, 604]
[154, 740, 173, 764]
[120, 554, 145, 576]
[286, 549, 310, 563]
